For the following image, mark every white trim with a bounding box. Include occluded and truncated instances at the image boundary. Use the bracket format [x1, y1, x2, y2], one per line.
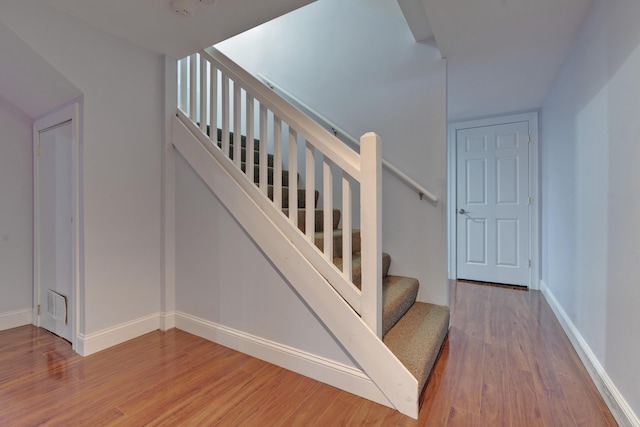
[172, 116, 419, 417]
[0, 309, 32, 331]
[33, 103, 82, 351]
[174, 311, 392, 408]
[540, 281, 640, 427]
[162, 55, 177, 330]
[76, 313, 160, 356]
[159, 311, 176, 331]
[447, 111, 539, 289]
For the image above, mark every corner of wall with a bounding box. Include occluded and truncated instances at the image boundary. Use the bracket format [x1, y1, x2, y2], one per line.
[76, 313, 160, 356]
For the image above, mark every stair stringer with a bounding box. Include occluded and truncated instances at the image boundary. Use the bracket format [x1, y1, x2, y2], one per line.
[172, 116, 420, 418]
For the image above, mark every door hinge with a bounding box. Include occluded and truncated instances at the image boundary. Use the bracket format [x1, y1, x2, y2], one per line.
[36, 145, 41, 157]
[526, 134, 531, 143]
[37, 304, 41, 315]
[528, 196, 531, 206]
[528, 259, 532, 268]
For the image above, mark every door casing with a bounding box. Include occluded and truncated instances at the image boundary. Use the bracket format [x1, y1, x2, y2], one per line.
[447, 111, 539, 289]
[33, 103, 81, 349]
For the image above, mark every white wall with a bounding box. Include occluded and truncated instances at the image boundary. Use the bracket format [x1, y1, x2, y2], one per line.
[0, 1, 164, 336]
[174, 153, 356, 366]
[0, 95, 33, 324]
[542, 0, 640, 419]
[216, 0, 448, 304]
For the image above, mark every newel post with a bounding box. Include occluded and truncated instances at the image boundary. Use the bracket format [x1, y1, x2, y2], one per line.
[360, 132, 382, 337]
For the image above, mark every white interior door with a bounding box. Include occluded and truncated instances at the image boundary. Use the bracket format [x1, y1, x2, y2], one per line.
[456, 121, 530, 286]
[37, 121, 73, 342]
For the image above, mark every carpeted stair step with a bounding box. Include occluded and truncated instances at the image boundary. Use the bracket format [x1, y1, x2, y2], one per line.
[228, 147, 274, 167]
[333, 253, 391, 289]
[314, 229, 361, 258]
[212, 128, 260, 151]
[382, 276, 419, 336]
[241, 162, 295, 187]
[268, 186, 318, 209]
[282, 209, 340, 233]
[383, 302, 450, 393]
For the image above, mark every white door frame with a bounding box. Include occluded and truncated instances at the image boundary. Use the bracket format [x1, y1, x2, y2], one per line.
[447, 111, 539, 289]
[33, 102, 82, 349]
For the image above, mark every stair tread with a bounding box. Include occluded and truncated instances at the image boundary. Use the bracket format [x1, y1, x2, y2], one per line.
[315, 228, 360, 237]
[382, 275, 419, 337]
[267, 186, 317, 209]
[333, 253, 391, 288]
[314, 229, 361, 257]
[282, 208, 341, 233]
[383, 302, 450, 392]
[241, 162, 292, 186]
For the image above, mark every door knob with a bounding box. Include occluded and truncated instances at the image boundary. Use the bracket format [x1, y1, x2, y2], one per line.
[458, 208, 466, 214]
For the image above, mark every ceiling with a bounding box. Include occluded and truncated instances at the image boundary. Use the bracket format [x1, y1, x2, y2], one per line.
[0, 0, 593, 121]
[49, 0, 591, 120]
[419, 0, 594, 119]
[41, 0, 315, 59]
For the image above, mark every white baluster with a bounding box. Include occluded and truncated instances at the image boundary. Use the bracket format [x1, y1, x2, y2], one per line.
[189, 54, 197, 121]
[199, 56, 207, 134]
[360, 132, 382, 337]
[273, 116, 282, 209]
[342, 172, 352, 281]
[305, 141, 315, 240]
[209, 66, 218, 143]
[288, 128, 298, 227]
[233, 83, 242, 168]
[246, 94, 254, 183]
[259, 104, 268, 195]
[221, 73, 230, 158]
[323, 157, 333, 260]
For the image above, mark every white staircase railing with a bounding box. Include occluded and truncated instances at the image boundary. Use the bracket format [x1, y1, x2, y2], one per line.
[257, 74, 438, 204]
[177, 47, 383, 337]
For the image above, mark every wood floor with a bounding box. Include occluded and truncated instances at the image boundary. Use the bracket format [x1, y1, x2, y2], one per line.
[0, 281, 617, 426]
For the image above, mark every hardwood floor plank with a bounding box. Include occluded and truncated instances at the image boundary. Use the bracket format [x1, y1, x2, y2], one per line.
[507, 368, 545, 426]
[478, 342, 511, 427]
[311, 393, 359, 426]
[448, 332, 485, 415]
[0, 280, 618, 426]
[277, 382, 342, 426]
[446, 405, 480, 427]
[419, 372, 456, 425]
[117, 350, 250, 420]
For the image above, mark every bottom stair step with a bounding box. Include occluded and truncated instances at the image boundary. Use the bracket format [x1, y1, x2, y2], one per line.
[383, 302, 450, 392]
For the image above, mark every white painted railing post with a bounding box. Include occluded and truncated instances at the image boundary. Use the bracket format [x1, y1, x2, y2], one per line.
[360, 132, 382, 337]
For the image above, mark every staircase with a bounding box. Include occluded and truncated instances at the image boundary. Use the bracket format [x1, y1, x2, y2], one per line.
[173, 47, 450, 418]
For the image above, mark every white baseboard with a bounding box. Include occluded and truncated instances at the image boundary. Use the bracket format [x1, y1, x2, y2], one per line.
[76, 313, 160, 356]
[159, 311, 176, 331]
[174, 311, 392, 408]
[540, 281, 640, 427]
[0, 308, 32, 331]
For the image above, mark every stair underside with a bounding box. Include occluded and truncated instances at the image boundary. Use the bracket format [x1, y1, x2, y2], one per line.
[383, 302, 450, 392]
[208, 124, 450, 407]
